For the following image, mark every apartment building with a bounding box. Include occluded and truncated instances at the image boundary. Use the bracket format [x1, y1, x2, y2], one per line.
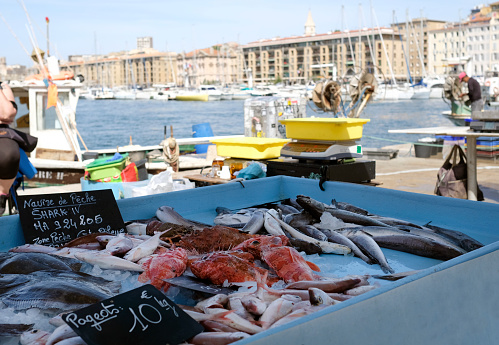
[63, 48, 178, 88]
[391, 18, 447, 80]
[242, 12, 407, 85]
[176, 42, 241, 87]
[428, 23, 468, 75]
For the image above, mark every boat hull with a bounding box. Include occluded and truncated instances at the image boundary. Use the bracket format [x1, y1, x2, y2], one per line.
[175, 94, 209, 101]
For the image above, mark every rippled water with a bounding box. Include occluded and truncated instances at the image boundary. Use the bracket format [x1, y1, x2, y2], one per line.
[75, 98, 452, 150]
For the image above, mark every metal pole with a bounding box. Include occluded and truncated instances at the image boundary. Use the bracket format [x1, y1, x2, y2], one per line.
[467, 136, 478, 201]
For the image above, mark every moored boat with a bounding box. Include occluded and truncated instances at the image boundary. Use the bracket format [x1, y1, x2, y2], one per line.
[175, 92, 210, 102]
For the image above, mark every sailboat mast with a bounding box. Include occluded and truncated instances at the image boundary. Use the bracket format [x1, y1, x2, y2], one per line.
[372, 7, 397, 85]
[405, 9, 409, 83]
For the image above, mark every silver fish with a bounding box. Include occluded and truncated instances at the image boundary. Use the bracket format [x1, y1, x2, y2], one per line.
[423, 222, 484, 252]
[331, 199, 370, 215]
[298, 225, 329, 242]
[156, 206, 206, 230]
[241, 210, 265, 234]
[295, 195, 330, 219]
[268, 213, 351, 255]
[356, 226, 467, 261]
[324, 207, 392, 227]
[308, 287, 341, 306]
[123, 232, 161, 262]
[342, 230, 394, 274]
[318, 227, 372, 264]
[74, 251, 144, 272]
[264, 210, 286, 236]
[275, 203, 300, 215]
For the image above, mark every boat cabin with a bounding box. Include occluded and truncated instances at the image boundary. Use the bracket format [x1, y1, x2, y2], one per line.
[9, 79, 83, 161]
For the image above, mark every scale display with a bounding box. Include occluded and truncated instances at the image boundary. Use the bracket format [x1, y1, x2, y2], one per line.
[281, 140, 362, 160]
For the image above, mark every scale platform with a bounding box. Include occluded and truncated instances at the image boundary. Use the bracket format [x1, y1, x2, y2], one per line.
[267, 158, 375, 184]
[280, 140, 362, 160]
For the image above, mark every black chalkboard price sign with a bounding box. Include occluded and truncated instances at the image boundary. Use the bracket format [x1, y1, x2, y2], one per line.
[63, 284, 204, 345]
[17, 190, 126, 247]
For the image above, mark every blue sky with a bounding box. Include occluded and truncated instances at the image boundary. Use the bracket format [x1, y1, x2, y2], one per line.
[1, 0, 479, 67]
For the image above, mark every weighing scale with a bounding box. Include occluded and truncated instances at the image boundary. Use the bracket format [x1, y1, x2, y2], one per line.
[267, 138, 375, 187]
[280, 139, 362, 160]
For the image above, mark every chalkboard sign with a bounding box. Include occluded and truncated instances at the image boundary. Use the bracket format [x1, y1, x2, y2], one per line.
[17, 190, 126, 247]
[63, 284, 204, 345]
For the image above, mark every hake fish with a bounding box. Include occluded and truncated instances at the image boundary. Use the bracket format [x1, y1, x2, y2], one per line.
[263, 210, 286, 236]
[356, 226, 467, 261]
[317, 227, 373, 264]
[241, 210, 265, 234]
[268, 212, 351, 255]
[423, 222, 484, 252]
[342, 229, 394, 274]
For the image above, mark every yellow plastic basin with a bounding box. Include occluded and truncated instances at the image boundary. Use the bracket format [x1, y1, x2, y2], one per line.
[279, 118, 370, 141]
[210, 137, 290, 159]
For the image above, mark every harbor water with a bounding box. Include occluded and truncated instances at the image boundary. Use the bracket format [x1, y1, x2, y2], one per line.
[75, 98, 452, 150]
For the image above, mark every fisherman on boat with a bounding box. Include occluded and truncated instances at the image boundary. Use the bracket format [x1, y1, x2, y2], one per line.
[0, 81, 19, 215]
[459, 72, 483, 113]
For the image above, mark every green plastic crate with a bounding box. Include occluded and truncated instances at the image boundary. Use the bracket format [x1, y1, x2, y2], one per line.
[85, 154, 128, 181]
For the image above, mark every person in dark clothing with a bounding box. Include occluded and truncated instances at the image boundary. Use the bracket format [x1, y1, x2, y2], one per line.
[0, 81, 20, 215]
[459, 72, 483, 112]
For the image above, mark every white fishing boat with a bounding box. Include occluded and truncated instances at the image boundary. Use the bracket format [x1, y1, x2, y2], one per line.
[232, 88, 253, 100]
[199, 85, 222, 101]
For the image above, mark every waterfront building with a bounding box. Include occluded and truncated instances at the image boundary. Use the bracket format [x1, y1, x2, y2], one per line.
[241, 11, 408, 85]
[176, 42, 241, 87]
[427, 22, 468, 75]
[63, 48, 178, 88]
[466, 12, 492, 76]
[391, 18, 447, 81]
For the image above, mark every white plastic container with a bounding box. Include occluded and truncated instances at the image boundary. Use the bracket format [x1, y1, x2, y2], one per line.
[243, 96, 306, 138]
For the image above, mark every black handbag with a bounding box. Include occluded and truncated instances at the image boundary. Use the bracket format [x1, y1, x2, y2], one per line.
[434, 144, 484, 201]
[0, 125, 38, 152]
